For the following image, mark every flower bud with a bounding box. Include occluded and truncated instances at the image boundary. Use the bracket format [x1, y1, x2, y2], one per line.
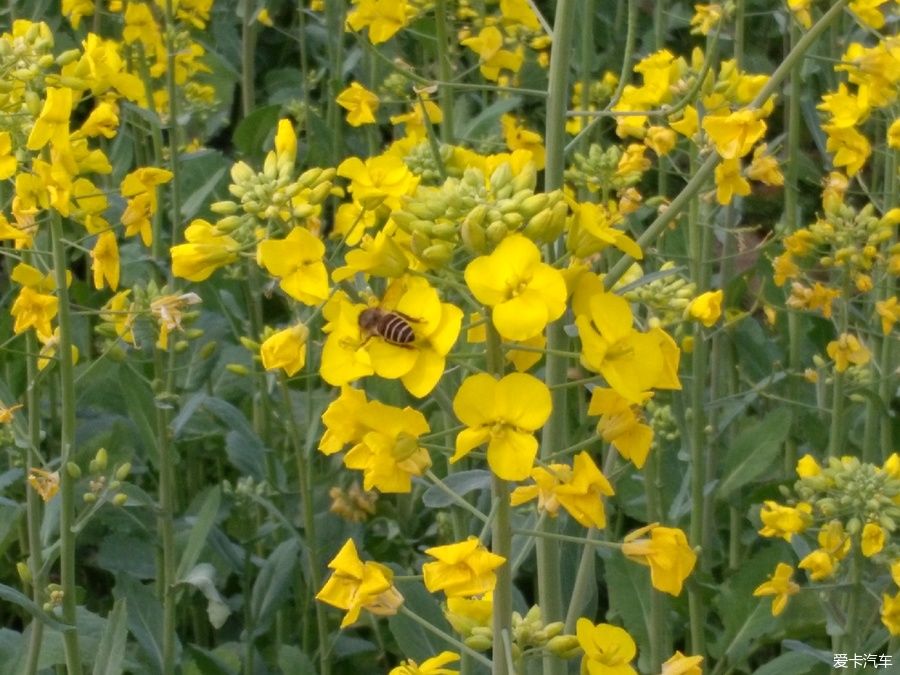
[90, 448, 108, 474]
[66, 462, 81, 479]
[115, 463, 132, 481]
[17, 562, 31, 585]
[113, 493, 129, 507]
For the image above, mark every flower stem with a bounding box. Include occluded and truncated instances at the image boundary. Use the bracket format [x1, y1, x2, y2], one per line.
[164, 0, 183, 246]
[23, 332, 44, 675]
[398, 606, 493, 667]
[49, 211, 82, 674]
[434, 0, 454, 143]
[240, 0, 257, 117]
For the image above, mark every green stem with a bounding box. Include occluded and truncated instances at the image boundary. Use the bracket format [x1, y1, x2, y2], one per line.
[563, 528, 596, 633]
[240, 0, 257, 117]
[644, 443, 666, 671]
[164, 0, 183, 247]
[434, 0, 454, 143]
[49, 212, 82, 674]
[540, 1, 576, 672]
[325, 0, 346, 164]
[398, 606, 493, 667]
[279, 381, 330, 675]
[154, 350, 178, 675]
[23, 332, 44, 675]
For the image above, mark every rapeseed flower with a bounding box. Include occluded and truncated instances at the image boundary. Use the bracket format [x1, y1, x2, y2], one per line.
[257, 227, 329, 305]
[389, 652, 459, 675]
[171, 219, 240, 281]
[702, 110, 766, 159]
[451, 372, 551, 481]
[753, 563, 799, 616]
[826, 333, 871, 372]
[260, 324, 309, 377]
[461, 26, 523, 82]
[422, 537, 505, 598]
[661, 651, 704, 675]
[336, 82, 380, 126]
[714, 157, 750, 205]
[316, 539, 403, 627]
[11, 286, 58, 338]
[91, 230, 120, 291]
[758, 501, 813, 541]
[622, 524, 697, 596]
[587, 387, 654, 468]
[27, 87, 73, 151]
[882, 592, 900, 635]
[686, 289, 723, 327]
[338, 154, 419, 210]
[464, 234, 566, 342]
[346, 0, 414, 44]
[575, 619, 637, 675]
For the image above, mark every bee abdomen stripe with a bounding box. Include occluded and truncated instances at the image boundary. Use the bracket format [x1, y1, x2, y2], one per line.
[382, 315, 415, 343]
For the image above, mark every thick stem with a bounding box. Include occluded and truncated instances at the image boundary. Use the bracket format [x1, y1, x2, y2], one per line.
[240, 0, 257, 117]
[164, 0, 183, 247]
[50, 212, 82, 674]
[434, 0, 454, 143]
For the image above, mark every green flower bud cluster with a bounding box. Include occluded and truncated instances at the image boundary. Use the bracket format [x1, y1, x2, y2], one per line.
[211, 157, 335, 238]
[621, 264, 696, 325]
[82, 447, 130, 506]
[392, 161, 566, 266]
[566, 143, 641, 194]
[43, 584, 64, 613]
[512, 605, 570, 655]
[647, 400, 679, 445]
[794, 457, 900, 538]
[808, 204, 894, 274]
[0, 22, 55, 104]
[404, 142, 456, 184]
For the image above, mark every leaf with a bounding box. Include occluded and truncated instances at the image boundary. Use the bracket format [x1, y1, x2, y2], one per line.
[421, 470, 492, 508]
[0, 582, 72, 632]
[232, 105, 281, 157]
[249, 539, 301, 637]
[604, 555, 651, 657]
[750, 650, 821, 675]
[180, 165, 227, 221]
[276, 645, 317, 675]
[92, 598, 128, 675]
[118, 367, 160, 467]
[180, 564, 231, 629]
[176, 486, 222, 580]
[718, 408, 792, 499]
[459, 97, 522, 140]
[115, 576, 178, 674]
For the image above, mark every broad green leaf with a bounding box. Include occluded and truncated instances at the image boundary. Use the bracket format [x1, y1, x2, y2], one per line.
[460, 97, 523, 140]
[250, 539, 301, 637]
[176, 486, 222, 580]
[0, 582, 72, 632]
[604, 555, 651, 660]
[421, 470, 492, 508]
[232, 105, 281, 157]
[180, 564, 231, 629]
[92, 598, 128, 675]
[751, 650, 822, 675]
[116, 576, 180, 673]
[180, 163, 227, 221]
[718, 408, 792, 499]
[277, 645, 317, 675]
[118, 367, 160, 467]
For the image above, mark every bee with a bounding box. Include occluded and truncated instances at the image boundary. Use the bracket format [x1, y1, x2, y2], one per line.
[358, 307, 419, 348]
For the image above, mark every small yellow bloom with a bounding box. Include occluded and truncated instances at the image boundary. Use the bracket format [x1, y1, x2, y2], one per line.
[461, 26, 523, 82]
[796, 454, 821, 478]
[714, 157, 751, 205]
[464, 234, 566, 342]
[875, 297, 899, 334]
[389, 651, 459, 675]
[91, 231, 120, 291]
[452, 373, 551, 481]
[848, 0, 888, 29]
[753, 562, 799, 616]
[798, 549, 837, 581]
[823, 124, 871, 177]
[576, 619, 637, 675]
[257, 227, 329, 305]
[758, 501, 812, 541]
[686, 289, 723, 327]
[336, 82, 380, 127]
[818, 520, 850, 561]
[621, 524, 697, 596]
[889, 119, 900, 150]
[422, 537, 505, 598]
[0, 132, 17, 180]
[11, 287, 59, 338]
[500, 114, 545, 169]
[346, 0, 414, 44]
[861, 522, 886, 557]
[316, 539, 403, 628]
[171, 219, 240, 282]
[746, 143, 784, 186]
[826, 333, 871, 372]
[690, 4, 724, 36]
[27, 87, 73, 151]
[702, 109, 766, 159]
[260, 324, 309, 377]
[587, 387, 654, 469]
[661, 650, 704, 675]
[337, 154, 419, 210]
[0, 402, 23, 424]
[882, 591, 900, 635]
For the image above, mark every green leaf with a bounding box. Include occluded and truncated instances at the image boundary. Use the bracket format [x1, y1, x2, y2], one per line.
[277, 645, 317, 675]
[180, 163, 227, 221]
[750, 650, 822, 675]
[92, 598, 128, 675]
[0, 582, 72, 632]
[604, 555, 651, 658]
[718, 408, 792, 499]
[180, 564, 231, 630]
[459, 97, 523, 140]
[176, 486, 222, 581]
[232, 105, 281, 157]
[249, 539, 300, 637]
[116, 576, 179, 673]
[118, 367, 160, 467]
[421, 470, 492, 508]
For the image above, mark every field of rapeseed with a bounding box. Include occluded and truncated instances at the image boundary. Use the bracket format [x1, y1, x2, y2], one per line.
[0, 0, 897, 673]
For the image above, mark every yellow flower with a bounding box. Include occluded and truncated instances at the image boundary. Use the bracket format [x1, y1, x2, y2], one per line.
[788, 0, 812, 28]
[422, 537, 506, 598]
[0, 132, 17, 180]
[319, 387, 369, 455]
[464, 234, 566, 342]
[316, 539, 403, 628]
[444, 595, 492, 636]
[62, 0, 95, 27]
[621, 524, 697, 596]
[337, 154, 419, 210]
[76, 101, 119, 139]
[753, 563, 799, 616]
[576, 292, 679, 404]
[36, 327, 80, 371]
[500, 114, 545, 169]
[510, 451, 614, 528]
[11, 286, 58, 338]
[882, 592, 900, 635]
[746, 143, 784, 186]
[461, 26, 524, 81]
[686, 289, 723, 327]
[121, 167, 174, 245]
[798, 549, 837, 581]
[644, 125, 676, 156]
[260, 324, 309, 377]
[346, 0, 414, 44]
[758, 501, 812, 541]
[258, 227, 329, 305]
[566, 201, 643, 261]
[576, 619, 637, 675]
[818, 520, 851, 561]
[862, 522, 886, 557]
[91, 231, 120, 291]
[389, 651, 459, 675]
[101, 291, 136, 344]
[26, 87, 73, 151]
[876, 297, 899, 334]
[702, 109, 766, 159]
[714, 157, 750, 205]
[661, 651, 704, 675]
[796, 454, 821, 478]
[849, 0, 888, 29]
[336, 82, 380, 127]
[171, 219, 241, 282]
[27, 468, 60, 503]
[670, 105, 699, 139]
[690, 4, 724, 36]
[889, 119, 900, 150]
[818, 83, 870, 128]
[826, 333, 871, 372]
[823, 124, 871, 177]
[0, 402, 23, 424]
[332, 230, 410, 281]
[451, 372, 551, 481]
[587, 388, 654, 468]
